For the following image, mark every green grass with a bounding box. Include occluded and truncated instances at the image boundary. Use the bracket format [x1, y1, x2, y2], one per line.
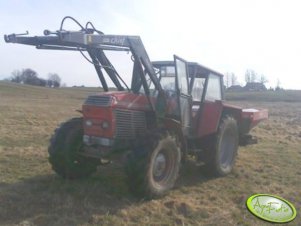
[0, 81, 301, 226]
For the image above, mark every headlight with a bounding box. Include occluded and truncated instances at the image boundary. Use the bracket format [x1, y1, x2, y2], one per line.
[85, 120, 92, 127]
[101, 121, 109, 129]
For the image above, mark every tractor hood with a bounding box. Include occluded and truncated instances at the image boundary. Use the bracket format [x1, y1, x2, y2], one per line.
[84, 91, 154, 111]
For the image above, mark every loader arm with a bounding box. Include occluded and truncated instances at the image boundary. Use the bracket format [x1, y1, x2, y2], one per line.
[4, 31, 163, 93]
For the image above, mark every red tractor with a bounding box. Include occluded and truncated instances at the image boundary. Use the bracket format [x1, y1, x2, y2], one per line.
[5, 17, 268, 198]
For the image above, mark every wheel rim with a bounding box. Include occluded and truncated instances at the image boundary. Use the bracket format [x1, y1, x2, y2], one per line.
[153, 151, 168, 182]
[220, 128, 236, 168]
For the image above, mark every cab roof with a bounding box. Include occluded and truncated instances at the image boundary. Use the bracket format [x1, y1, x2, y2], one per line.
[152, 61, 224, 78]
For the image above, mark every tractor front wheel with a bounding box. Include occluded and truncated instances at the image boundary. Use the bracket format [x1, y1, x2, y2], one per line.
[126, 133, 181, 198]
[48, 117, 98, 179]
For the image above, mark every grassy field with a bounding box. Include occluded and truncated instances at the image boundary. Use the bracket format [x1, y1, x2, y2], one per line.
[0, 81, 300, 226]
[225, 90, 301, 102]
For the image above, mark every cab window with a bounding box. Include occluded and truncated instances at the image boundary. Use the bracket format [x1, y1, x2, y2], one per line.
[205, 74, 222, 101]
[191, 77, 205, 101]
[159, 66, 176, 91]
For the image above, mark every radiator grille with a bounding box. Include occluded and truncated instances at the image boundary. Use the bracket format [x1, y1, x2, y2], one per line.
[115, 109, 147, 139]
[84, 95, 111, 106]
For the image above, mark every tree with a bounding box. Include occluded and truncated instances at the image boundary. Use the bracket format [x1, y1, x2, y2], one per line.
[224, 72, 231, 88]
[245, 70, 251, 83]
[275, 78, 282, 91]
[46, 79, 53, 87]
[245, 69, 258, 83]
[277, 79, 281, 87]
[231, 73, 238, 86]
[9, 68, 51, 87]
[37, 78, 47, 86]
[22, 68, 39, 85]
[250, 70, 257, 82]
[53, 80, 60, 88]
[48, 73, 61, 87]
[11, 70, 23, 83]
[260, 74, 268, 84]
[10, 68, 41, 85]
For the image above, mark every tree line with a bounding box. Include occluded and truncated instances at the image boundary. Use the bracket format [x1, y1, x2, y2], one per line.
[244, 69, 268, 84]
[9, 68, 61, 87]
[224, 69, 268, 88]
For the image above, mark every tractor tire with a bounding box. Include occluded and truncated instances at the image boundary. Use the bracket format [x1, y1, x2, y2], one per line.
[48, 117, 98, 179]
[204, 116, 238, 176]
[125, 133, 181, 198]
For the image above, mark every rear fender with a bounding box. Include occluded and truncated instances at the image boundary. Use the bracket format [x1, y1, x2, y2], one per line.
[195, 101, 241, 137]
[221, 104, 253, 135]
[221, 104, 242, 123]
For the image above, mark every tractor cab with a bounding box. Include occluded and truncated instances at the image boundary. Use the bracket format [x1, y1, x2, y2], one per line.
[153, 60, 225, 138]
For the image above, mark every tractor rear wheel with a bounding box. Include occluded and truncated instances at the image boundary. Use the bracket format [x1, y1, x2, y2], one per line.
[48, 117, 98, 179]
[125, 133, 181, 198]
[204, 116, 238, 176]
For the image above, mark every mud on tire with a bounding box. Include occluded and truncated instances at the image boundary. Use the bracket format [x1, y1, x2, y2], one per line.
[125, 133, 181, 198]
[48, 117, 98, 179]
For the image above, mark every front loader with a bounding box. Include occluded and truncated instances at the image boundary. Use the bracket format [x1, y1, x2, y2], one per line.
[4, 17, 268, 198]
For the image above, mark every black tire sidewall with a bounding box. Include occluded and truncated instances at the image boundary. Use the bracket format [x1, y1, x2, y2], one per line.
[147, 136, 181, 195]
[48, 118, 97, 179]
[214, 116, 238, 176]
[126, 134, 181, 198]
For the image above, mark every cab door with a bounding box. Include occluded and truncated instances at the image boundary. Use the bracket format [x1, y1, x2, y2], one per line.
[174, 55, 191, 135]
[196, 73, 224, 137]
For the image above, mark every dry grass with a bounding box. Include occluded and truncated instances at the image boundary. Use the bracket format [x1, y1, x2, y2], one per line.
[0, 81, 300, 226]
[225, 90, 301, 102]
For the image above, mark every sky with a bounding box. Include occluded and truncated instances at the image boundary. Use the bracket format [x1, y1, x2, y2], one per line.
[0, 0, 301, 89]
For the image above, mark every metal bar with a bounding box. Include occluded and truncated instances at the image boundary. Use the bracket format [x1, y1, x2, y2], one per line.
[95, 50, 124, 91]
[87, 49, 108, 91]
[129, 38, 163, 93]
[36, 45, 86, 51]
[137, 58, 150, 95]
[95, 45, 129, 51]
[4, 30, 164, 99]
[4, 35, 61, 46]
